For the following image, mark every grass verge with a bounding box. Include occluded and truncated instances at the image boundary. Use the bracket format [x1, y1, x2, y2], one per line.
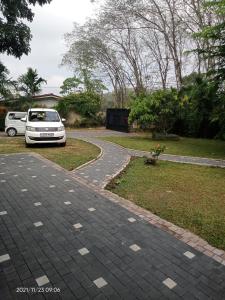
[0, 137, 100, 170]
[107, 158, 225, 250]
[101, 136, 225, 159]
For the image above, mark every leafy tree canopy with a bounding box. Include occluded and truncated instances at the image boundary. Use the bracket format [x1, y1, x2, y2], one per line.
[57, 92, 101, 119]
[129, 89, 179, 133]
[195, 0, 225, 80]
[60, 77, 83, 95]
[0, 61, 16, 98]
[0, 0, 52, 58]
[18, 67, 47, 96]
[60, 70, 107, 96]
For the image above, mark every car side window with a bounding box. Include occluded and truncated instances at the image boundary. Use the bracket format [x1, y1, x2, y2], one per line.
[8, 113, 15, 120]
[8, 113, 26, 120]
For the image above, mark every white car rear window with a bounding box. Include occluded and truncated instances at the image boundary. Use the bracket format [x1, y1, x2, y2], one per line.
[8, 113, 27, 120]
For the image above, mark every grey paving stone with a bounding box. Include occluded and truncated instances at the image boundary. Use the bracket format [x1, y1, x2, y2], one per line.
[0, 152, 225, 299]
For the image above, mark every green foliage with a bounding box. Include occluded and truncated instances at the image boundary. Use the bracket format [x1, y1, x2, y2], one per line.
[56, 92, 101, 119]
[144, 144, 166, 165]
[18, 67, 46, 96]
[178, 72, 223, 138]
[4, 96, 33, 111]
[60, 71, 107, 96]
[129, 89, 179, 133]
[60, 77, 82, 95]
[81, 69, 107, 94]
[0, 62, 16, 98]
[194, 0, 225, 80]
[0, 0, 52, 59]
[151, 144, 166, 159]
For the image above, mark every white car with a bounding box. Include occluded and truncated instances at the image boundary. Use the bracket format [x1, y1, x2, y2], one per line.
[22, 108, 66, 147]
[5, 111, 27, 136]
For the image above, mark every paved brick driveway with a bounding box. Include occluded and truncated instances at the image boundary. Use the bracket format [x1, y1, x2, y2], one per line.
[1, 153, 225, 299]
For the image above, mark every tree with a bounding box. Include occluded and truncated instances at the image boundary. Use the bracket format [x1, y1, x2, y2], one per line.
[0, 0, 52, 59]
[194, 0, 225, 80]
[0, 62, 16, 98]
[57, 92, 101, 119]
[60, 77, 83, 95]
[18, 67, 47, 96]
[129, 88, 179, 133]
[179, 72, 222, 138]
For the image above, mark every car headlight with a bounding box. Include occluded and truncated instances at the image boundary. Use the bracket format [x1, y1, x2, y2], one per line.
[58, 126, 64, 131]
[26, 126, 36, 131]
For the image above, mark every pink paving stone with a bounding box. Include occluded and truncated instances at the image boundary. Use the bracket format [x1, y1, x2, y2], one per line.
[187, 242, 197, 247]
[213, 256, 223, 263]
[195, 246, 205, 252]
[204, 244, 215, 251]
[169, 226, 178, 231]
[203, 250, 214, 257]
[213, 249, 224, 256]
[198, 240, 208, 247]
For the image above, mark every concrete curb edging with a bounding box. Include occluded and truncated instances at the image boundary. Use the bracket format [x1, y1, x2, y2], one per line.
[101, 154, 131, 189]
[74, 139, 103, 171]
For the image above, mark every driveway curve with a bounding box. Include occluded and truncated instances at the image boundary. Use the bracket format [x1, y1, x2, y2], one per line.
[68, 130, 225, 189]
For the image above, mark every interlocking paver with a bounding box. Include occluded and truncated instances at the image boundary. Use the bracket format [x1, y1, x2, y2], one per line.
[184, 251, 196, 259]
[93, 277, 108, 288]
[0, 153, 225, 299]
[78, 248, 90, 256]
[35, 275, 50, 286]
[0, 254, 10, 263]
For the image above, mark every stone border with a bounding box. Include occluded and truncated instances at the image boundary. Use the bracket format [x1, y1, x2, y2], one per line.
[71, 173, 225, 266]
[101, 155, 131, 189]
[74, 140, 103, 171]
[2, 152, 225, 267]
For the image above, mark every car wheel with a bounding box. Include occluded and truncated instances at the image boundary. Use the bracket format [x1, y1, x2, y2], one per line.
[60, 142, 66, 147]
[7, 128, 17, 137]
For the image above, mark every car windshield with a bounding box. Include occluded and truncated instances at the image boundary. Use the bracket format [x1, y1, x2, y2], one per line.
[28, 111, 60, 122]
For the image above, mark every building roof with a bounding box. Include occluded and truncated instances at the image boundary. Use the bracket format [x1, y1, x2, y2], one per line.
[32, 93, 62, 100]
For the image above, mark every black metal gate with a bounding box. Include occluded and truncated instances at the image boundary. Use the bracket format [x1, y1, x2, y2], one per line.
[106, 109, 130, 132]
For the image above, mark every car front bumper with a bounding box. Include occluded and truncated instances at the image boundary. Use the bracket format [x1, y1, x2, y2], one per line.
[25, 131, 66, 144]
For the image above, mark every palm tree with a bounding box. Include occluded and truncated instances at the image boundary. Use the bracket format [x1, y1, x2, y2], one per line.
[18, 67, 47, 97]
[0, 62, 16, 99]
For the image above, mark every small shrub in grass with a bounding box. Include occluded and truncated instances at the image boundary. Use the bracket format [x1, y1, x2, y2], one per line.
[144, 144, 166, 165]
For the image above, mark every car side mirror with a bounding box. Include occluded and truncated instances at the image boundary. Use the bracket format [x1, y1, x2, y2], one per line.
[62, 118, 66, 122]
[20, 117, 27, 122]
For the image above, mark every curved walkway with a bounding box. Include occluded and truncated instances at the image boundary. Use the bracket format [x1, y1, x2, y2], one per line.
[71, 137, 130, 189]
[68, 130, 225, 189]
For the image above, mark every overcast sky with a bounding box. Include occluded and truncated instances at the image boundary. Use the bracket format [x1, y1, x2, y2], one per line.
[0, 0, 99, 95]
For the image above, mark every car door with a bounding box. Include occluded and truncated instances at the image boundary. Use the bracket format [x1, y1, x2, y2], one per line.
[13, 113, 27, 134]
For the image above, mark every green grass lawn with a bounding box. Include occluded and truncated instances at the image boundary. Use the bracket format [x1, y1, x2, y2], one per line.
[0, 137, 100, 170]
[107, 158, 225, 250]
[102, 136, 225, 159]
